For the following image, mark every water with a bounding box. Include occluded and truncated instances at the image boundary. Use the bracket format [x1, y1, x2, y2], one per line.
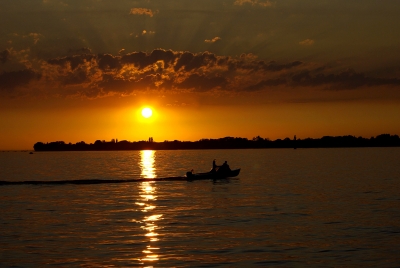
[1, 148, 400, 267]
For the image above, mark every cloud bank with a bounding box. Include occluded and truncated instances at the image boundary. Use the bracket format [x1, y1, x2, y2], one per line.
[1, 49, 399, 98]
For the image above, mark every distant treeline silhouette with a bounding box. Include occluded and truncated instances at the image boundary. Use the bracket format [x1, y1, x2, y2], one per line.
[33, 134, 400, 151]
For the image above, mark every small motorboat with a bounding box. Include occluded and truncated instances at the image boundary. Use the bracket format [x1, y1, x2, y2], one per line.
[186, 168, 241, 180]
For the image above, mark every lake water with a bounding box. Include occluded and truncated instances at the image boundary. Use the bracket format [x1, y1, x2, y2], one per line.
[1, 148, 400, 267]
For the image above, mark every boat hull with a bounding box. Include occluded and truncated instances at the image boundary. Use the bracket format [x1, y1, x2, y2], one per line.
[186, 168, 241, 180]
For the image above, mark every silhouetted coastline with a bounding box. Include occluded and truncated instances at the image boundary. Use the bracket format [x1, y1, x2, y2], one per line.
[33, 134, 400, 151]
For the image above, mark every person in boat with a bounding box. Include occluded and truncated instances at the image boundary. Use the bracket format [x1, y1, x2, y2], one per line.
[217, 161, 231, 174]
[212, 159, 218, 173]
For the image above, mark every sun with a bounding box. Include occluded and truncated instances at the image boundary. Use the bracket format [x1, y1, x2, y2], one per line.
[141, 107, 153, 118]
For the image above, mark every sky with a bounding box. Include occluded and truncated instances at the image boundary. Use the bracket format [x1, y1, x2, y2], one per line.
[1, 0, 400, 150]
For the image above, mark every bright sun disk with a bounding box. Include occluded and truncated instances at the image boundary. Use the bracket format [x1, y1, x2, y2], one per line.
[141, 107, 153, 118]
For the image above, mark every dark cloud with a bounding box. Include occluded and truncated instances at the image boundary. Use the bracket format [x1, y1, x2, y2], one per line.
[0, 49, 399, 98]
[174, 52, 218, 72]
[47, 54, 95, 70]
[98, 54, 121, 71]
[265, 60, 303, 72]
[176, 73, 227, 91]
[149, 49, 176, 68]
[240, 67, 400, 92]
[245, 78, 286, 91]
[0, 50, 10, 64]
[0, 69, 40, 91]
[226, 57, 302, 72]
[290, 69, 400, 89]
[62, 68, 90, 86]
[121, 49, 175, 69]
[98, 73, 162, 95]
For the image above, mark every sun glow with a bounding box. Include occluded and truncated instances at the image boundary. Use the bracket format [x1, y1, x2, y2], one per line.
[141, 107, 153, 118]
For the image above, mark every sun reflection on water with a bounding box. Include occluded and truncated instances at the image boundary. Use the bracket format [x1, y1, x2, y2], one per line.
[140, 150, 156, 178]
[137, 150, 162, 264]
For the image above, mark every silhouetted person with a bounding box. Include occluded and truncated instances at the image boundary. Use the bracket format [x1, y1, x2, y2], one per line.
[212, 159, 219, 173]
[218, 161, 231, 174]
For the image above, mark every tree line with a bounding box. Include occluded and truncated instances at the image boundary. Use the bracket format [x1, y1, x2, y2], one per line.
[33, 134, 400, 151]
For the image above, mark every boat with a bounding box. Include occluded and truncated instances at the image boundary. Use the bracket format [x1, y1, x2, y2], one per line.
[186, 168, 241, 180]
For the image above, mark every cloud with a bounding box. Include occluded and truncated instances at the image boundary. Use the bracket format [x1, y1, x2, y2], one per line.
[176, 73, 227, 91]
[289, 69, 396, 89]
[246, 68, 400, 92]
[131, 30, 156, 38]
[142, 30, 155, 35]
[173, 51, 218, 72]
[129, 8, 157, 17]
[1, 49, 399, 98]
[47, 54, 96, 71]
[27, 33, 43, 45]
[299, 39, 315, 46]
[205, 37, 221, 43]
[0, 69, 40, 92]
[234, 0, 274, 7]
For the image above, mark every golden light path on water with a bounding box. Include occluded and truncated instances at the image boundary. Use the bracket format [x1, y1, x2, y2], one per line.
[137, 150, 162, 265]
[140, 150, 156, 179]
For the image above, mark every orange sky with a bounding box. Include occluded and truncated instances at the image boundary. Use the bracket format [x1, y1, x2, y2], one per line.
[1, 92, 399, 150]
[1, 1, 400, 150]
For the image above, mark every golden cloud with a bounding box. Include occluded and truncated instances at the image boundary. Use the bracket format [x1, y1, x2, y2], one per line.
[129, 8, 157, 17]
[205, 37, 221, 43]
[27, 33, 43, 45]
[142, 30, 155, 35]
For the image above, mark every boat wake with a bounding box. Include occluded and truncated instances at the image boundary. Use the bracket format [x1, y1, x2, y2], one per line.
[0, 177, 189, 186]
